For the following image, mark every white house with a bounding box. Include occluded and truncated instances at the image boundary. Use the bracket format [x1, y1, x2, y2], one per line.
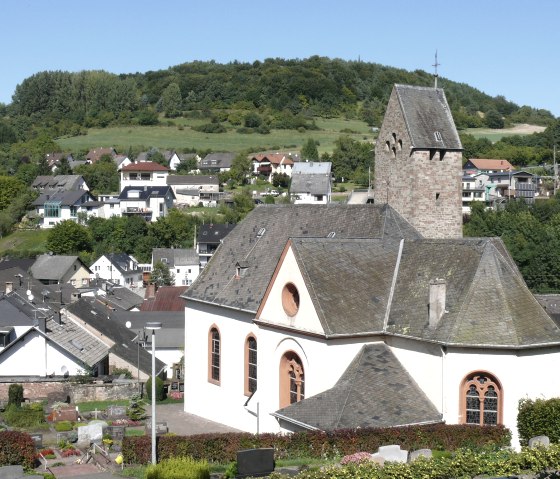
[250, 153, 296, 182]
[120, 162, 169, 191]
[32, 190, 96, 229]
[166, 175, 220, 207]
[290, 162, 332, 204]
[183, 84, 560, 449]
[152, 248, 200, 286]
[90, 253, 143, 288]
[118, 185, 175, 222]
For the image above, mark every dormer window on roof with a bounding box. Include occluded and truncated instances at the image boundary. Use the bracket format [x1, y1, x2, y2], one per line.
[434, 131, 443, 142]
[257, 228, 266, 238]
[327, 232, 336, 238]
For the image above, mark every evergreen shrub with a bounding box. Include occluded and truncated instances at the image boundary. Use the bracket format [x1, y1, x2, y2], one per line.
[146, 456, 209, 479]
[518, 397, 560, 445]
[8, 384, 23, 407]
[0, 431, 36, 469]
[146, 377, 166, 402]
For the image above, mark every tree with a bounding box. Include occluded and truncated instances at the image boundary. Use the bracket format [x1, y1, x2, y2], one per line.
[74, 155, 119, 193]
[160, 82, 182, 118]
[301, 138, 319, 160]
[150, 260, 175, 286]
[485, 109, 504, 129]
[0, 176, 26, 210]
[46, 220, 92, 254]
[229, 153, 252, 185]
[54, 156, 73, 175]
[176, 157, 198, 174]
[244, 112, 262, 128]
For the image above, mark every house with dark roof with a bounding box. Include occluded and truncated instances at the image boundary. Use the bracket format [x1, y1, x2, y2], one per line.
[32, 189, 96, 229]
[182, 84, 560, 449]
[152, 248, 199, 286]
[32, 175, 89, 192]
[199, 152, 235, 173]
[290, 162, 332, 204]
[86, 147, 117, 163]
[118, 185, 175, 222]
[90, 253, 143, 289]
[196, 223, 236, 268]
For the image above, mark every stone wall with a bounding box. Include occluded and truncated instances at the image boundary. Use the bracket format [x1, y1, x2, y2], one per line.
[0, 378, 139, 404]
[374, 87, 463, 239]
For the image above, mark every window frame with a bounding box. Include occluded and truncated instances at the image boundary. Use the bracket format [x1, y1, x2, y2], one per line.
[244, 334, 257, 396]
[208, 325, 221, 385]
[279, 350, 305, 408]
[460, 371, 503, 426]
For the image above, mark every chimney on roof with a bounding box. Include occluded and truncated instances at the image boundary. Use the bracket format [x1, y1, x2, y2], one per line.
[146, 283, 156, 299]
[37, 316, 46, 333]
[71, 292, 81, 303]
[429, 279, 446, 329]
[5, 282, 13, 294]
[55, 311, 62, 325]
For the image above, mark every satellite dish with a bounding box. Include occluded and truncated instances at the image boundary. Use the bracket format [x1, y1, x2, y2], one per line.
[125, 321, 132, 329]
[28, 294, 34, 302]
[26, 290, 31, 296]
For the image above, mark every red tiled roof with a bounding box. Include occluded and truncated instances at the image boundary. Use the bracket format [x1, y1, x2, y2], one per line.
[122, 162, 169, 172]
[251, 153, 294, 166]
[140, 286, 187, 311]
[468, 159, 513, 171]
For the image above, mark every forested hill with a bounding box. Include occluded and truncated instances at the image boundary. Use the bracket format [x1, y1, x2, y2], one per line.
[3, 56, 555, 135]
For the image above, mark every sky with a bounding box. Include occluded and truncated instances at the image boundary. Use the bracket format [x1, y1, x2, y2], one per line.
[2, 0, 560, 116]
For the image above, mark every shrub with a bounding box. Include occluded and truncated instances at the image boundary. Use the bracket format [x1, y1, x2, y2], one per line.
[60, 449, 81, 458]
[39, 448, 56, 459]
[146, 377, 166, 402]
[340, 451, 374, 465]
[127, 393, 146, 421]
[0, 431, 36, 469]
[518, 397, 560, 445]
[4, 404, 45, 428]
[192, 123, 226, 134]
[8, 384, 23, 407]
[146, 456, 209, 479]
[112, 367, 133, 379]
[54, 421, 73, 432]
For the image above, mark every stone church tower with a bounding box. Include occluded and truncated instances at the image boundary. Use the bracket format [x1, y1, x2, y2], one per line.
[374, 84, 463, 239]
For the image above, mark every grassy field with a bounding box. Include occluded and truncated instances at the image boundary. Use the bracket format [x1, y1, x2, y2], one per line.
[0, 229, 49, 256]
[464, 124, 546, 142]
[56, 117, 373, 155]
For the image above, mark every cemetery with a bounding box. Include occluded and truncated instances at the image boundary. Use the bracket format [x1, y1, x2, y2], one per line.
[1, 383, 560, 478]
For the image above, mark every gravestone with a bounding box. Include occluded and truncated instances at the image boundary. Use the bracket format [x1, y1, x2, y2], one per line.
[29, 433, 43, 449]
[52, 407, 78, 422]
[145, 419, 168, 435]
[107, 405, 127, 419]
[77, 420, 108, 446]
[371, 445, 408, 464]
[528, 435, 550, 448]
[236, 448, 275, 478]
[409, 449, 432, 462]
[106, 426, 125, 441]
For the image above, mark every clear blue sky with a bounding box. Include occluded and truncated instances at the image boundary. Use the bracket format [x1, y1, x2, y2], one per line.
[2, 0, 559, 116]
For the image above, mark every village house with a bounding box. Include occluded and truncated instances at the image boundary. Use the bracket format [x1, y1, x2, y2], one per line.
[290, 161, 332, 204]
[31, 254, 91, 287]
[166, 175, 220, 207]
[199, 152, 235, 173]
[90, 253, 143, 288]
[250, 153, 296, 182]
[120, 162, 169, 191]
[152, 248, 200, 286]
[182, 84, 560, 449]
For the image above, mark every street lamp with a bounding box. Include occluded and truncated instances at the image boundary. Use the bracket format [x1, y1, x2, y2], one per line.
[145, 321, 161, 465]
[125, 321, 143, 396]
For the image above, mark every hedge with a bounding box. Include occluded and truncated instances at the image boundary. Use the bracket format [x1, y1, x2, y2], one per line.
[518, 397, 560, 446]
[146, 456, 209, 479]
[123, 423, 511, 465]
[0, 431, 37, 469]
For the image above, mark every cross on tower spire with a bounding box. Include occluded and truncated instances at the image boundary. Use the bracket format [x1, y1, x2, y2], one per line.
[432, 50, 440, 89]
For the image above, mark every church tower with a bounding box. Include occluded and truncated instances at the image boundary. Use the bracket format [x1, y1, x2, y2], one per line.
[374, 84, 463, 239]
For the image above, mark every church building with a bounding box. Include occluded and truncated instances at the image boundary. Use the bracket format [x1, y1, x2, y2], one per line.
[183, 84, 560, 447]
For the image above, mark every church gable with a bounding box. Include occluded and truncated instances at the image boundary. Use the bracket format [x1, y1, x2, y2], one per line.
[257, 241, 325, 335]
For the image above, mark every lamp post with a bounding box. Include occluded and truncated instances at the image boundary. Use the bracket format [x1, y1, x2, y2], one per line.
[125, 321, 143, 396]
[145, 321, 161, 465]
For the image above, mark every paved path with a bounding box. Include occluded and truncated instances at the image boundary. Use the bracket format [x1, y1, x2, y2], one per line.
[151, 402, 241, 435]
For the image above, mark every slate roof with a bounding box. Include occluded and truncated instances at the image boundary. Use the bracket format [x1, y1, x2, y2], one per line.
[140, 286, 187, 312]
[273, 343, 442, 430]
[197, 224, 236, 245]
[32, 175, 85, 191]
[122, 162, 169, 172]
[31, 255, 91, 282]
[102, 253, 141, 276]
[152, 248, 198, 268]
[200, 153, 236, 169]
[292, 162, 331, 175]
[185, 204, 420, 312]
[395, 84, 462, 150]
[91, 282, 144, 311]
[32, 190, 93, 207]
[285, 236, 560, 348]
[166, 175, 219, 186]
[65, 298, 166, 375]
[118, 186, 174, 200]
[290, 173, 331, 195]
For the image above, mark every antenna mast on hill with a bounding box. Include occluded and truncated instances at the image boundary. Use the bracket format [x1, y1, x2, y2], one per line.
[432, 50, 440, 89]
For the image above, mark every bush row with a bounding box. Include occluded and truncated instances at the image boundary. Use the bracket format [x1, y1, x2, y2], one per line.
[291, 444, 560, 479]
[146, 456, 209, 479]
[0, 431, 37, 470]
[122, 424, 511, 465]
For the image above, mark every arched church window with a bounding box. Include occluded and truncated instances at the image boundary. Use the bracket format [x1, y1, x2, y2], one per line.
[461, 372, 502, 425]
[208, 326, 221, 384]
[245, 335, 257, 395]
[279, 351, 305, 408]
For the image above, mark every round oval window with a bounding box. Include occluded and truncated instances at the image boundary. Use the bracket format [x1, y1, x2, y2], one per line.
[282, 283, 300, 316]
